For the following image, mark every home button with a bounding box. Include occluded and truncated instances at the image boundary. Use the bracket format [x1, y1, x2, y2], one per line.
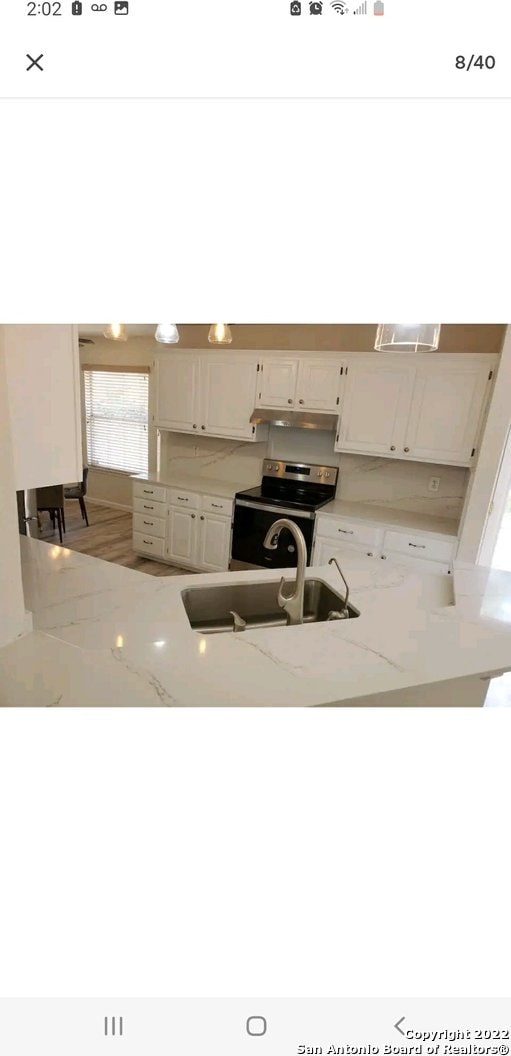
[246, 1016, 267, 1036]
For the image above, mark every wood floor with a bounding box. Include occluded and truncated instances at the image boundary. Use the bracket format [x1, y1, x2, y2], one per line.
[37, 500, 189, 577]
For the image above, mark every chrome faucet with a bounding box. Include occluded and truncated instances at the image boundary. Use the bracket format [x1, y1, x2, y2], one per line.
[328, 556, 350, 617]
[263, 518, 307, 626]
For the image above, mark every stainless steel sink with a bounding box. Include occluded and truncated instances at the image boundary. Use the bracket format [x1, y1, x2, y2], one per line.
[181, 578, 360, 633]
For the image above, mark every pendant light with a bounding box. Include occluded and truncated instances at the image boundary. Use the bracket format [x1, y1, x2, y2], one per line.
[208, 323, 233, 345]
[155, 323, 180, 344]
[375, 323, 441, 353]
[103, 323, 128, 342]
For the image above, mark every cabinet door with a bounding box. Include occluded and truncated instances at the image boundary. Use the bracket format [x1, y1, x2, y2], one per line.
[198, 513, 231, 571]
[201, 356, 258, 439]
[335, 360, 414, 456]
[155, 353, 200, 432]
[256, 358, 298, 408]
[404, 361, 491, 464]
[166, 508, 198, 566]
[296, 358, 343, 411]
[2, 324, 82, 490]
[313, 538, 379, 566]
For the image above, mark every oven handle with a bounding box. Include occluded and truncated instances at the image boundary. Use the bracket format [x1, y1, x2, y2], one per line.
[234, 499, 315, 520]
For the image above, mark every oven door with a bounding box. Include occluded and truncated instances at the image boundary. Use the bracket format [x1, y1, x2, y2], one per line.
[231, 501, 315, 569]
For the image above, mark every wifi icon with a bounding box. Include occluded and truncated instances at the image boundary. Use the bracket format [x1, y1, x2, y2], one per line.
[331, 0, 349, 11]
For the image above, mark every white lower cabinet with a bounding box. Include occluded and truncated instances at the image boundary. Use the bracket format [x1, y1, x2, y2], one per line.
[197, 512, 232, 572]
[132, 481, 232, 572]
[314, 539, 380, 565]
[166, 507, 199, 567]
[313, 514, 456, 574]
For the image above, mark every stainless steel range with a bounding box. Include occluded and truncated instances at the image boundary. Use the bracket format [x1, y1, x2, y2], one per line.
[231, 459, 338, 570]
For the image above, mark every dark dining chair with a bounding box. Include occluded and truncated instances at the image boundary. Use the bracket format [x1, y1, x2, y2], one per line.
[36, 485, 66, 544]
[64, 466, 89, 527]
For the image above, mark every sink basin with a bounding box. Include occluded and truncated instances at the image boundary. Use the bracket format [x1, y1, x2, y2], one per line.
[181, 578, 360, 633]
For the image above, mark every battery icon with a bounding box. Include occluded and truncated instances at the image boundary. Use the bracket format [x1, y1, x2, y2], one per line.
[373, 0, 384, 12]
[71, 1, 83, 12]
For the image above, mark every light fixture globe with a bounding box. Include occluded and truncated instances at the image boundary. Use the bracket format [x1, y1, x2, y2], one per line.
[155, 324, 180, 345]
[375, 323, 441, 353]
[208, 323, 233, 345]
[103, 323, 128, 342]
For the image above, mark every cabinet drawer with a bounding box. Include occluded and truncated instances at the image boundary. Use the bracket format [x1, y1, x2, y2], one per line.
[133, 496, 166, 516]
[133, 531, 165, 558]
[168, 488, 200, 509]
[133, 481, 167, 503]
[133, 512, 166, 539]
[383, 529, 455, 564]
[200, 494, 233, 517]
[316, 516, 384, 549]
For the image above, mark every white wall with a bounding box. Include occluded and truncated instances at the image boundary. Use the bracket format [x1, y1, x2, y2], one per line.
[0, 331, 29, 648]
[3, 325, 82, 490]
[458, 325, 511, 564]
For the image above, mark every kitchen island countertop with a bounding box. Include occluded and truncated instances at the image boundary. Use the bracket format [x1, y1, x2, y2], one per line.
[1, 538, 511, 707]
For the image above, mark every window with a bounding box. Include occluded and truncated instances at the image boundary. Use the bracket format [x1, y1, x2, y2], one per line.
[84, 368, 149, 475]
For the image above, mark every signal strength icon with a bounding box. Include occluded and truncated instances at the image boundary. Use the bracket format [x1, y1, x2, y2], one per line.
[353, 0, 367, 11]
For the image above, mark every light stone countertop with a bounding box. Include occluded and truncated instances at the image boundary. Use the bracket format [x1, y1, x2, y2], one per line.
[133, 475, 459, 537]
[132, 473, 248, 500]
[316, 500, 459, 539]
[1, 538, 511, 707]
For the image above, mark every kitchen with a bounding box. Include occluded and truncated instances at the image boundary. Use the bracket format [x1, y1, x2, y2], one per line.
[2, 322, 511, 706]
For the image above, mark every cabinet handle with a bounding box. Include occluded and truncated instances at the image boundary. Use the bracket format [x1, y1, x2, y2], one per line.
[338, 528, 354, 534]
[201, 425, 206, 430]
[367, 552, 373, 557]
[193, 424, 197, 429]
[390, 446, 396, 451]
[299, 399, 304, 405]
[143, 505, 153, 510]
[143, 520, 153, 525]
[408, 542, 426, 549]
[191, 514, 196, 519]
[287, 398, 293, 404]
[143, 539, 153, 545]
[177, 496, 188, 502]
[381, 555, 387, 560]
[404, 447, 410, 453]
[200, 515, 205, 521]
[211, 503, 222, 508]
[143, 489, 154, 495]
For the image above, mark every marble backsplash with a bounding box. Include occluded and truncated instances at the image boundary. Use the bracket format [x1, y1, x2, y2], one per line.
[160, 428, 468, 520]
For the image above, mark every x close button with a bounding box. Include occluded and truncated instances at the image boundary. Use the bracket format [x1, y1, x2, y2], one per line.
[26, 53, 44, 71]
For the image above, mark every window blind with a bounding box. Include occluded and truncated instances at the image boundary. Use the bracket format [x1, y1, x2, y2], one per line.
[84, 369, 149, 475]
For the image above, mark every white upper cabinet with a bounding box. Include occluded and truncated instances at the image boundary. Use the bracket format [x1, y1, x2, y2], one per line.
[336, 353, 495, 466]
[2, 324, 82, 490]
[256, 355, 342, 411]
[403, 360, 492, 464]
[256, 358, 298, 409]
[296, 358, 343, 411]
[154, 353, 200, 432]
[154, 352, 265, 442]
[335, 359, 414, 456]
[200, 356, 258, 440]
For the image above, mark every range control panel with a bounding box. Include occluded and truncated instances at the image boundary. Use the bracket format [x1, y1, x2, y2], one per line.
[263, 460, 339, 483]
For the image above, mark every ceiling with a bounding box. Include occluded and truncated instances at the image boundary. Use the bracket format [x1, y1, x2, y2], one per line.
[79, 324, 157, 337]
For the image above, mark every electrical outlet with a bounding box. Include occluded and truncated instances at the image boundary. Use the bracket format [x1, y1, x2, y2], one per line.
[429, 477, 440, 492]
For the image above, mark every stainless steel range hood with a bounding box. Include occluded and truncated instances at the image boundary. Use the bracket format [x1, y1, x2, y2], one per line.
[250, 408, 338, 430]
